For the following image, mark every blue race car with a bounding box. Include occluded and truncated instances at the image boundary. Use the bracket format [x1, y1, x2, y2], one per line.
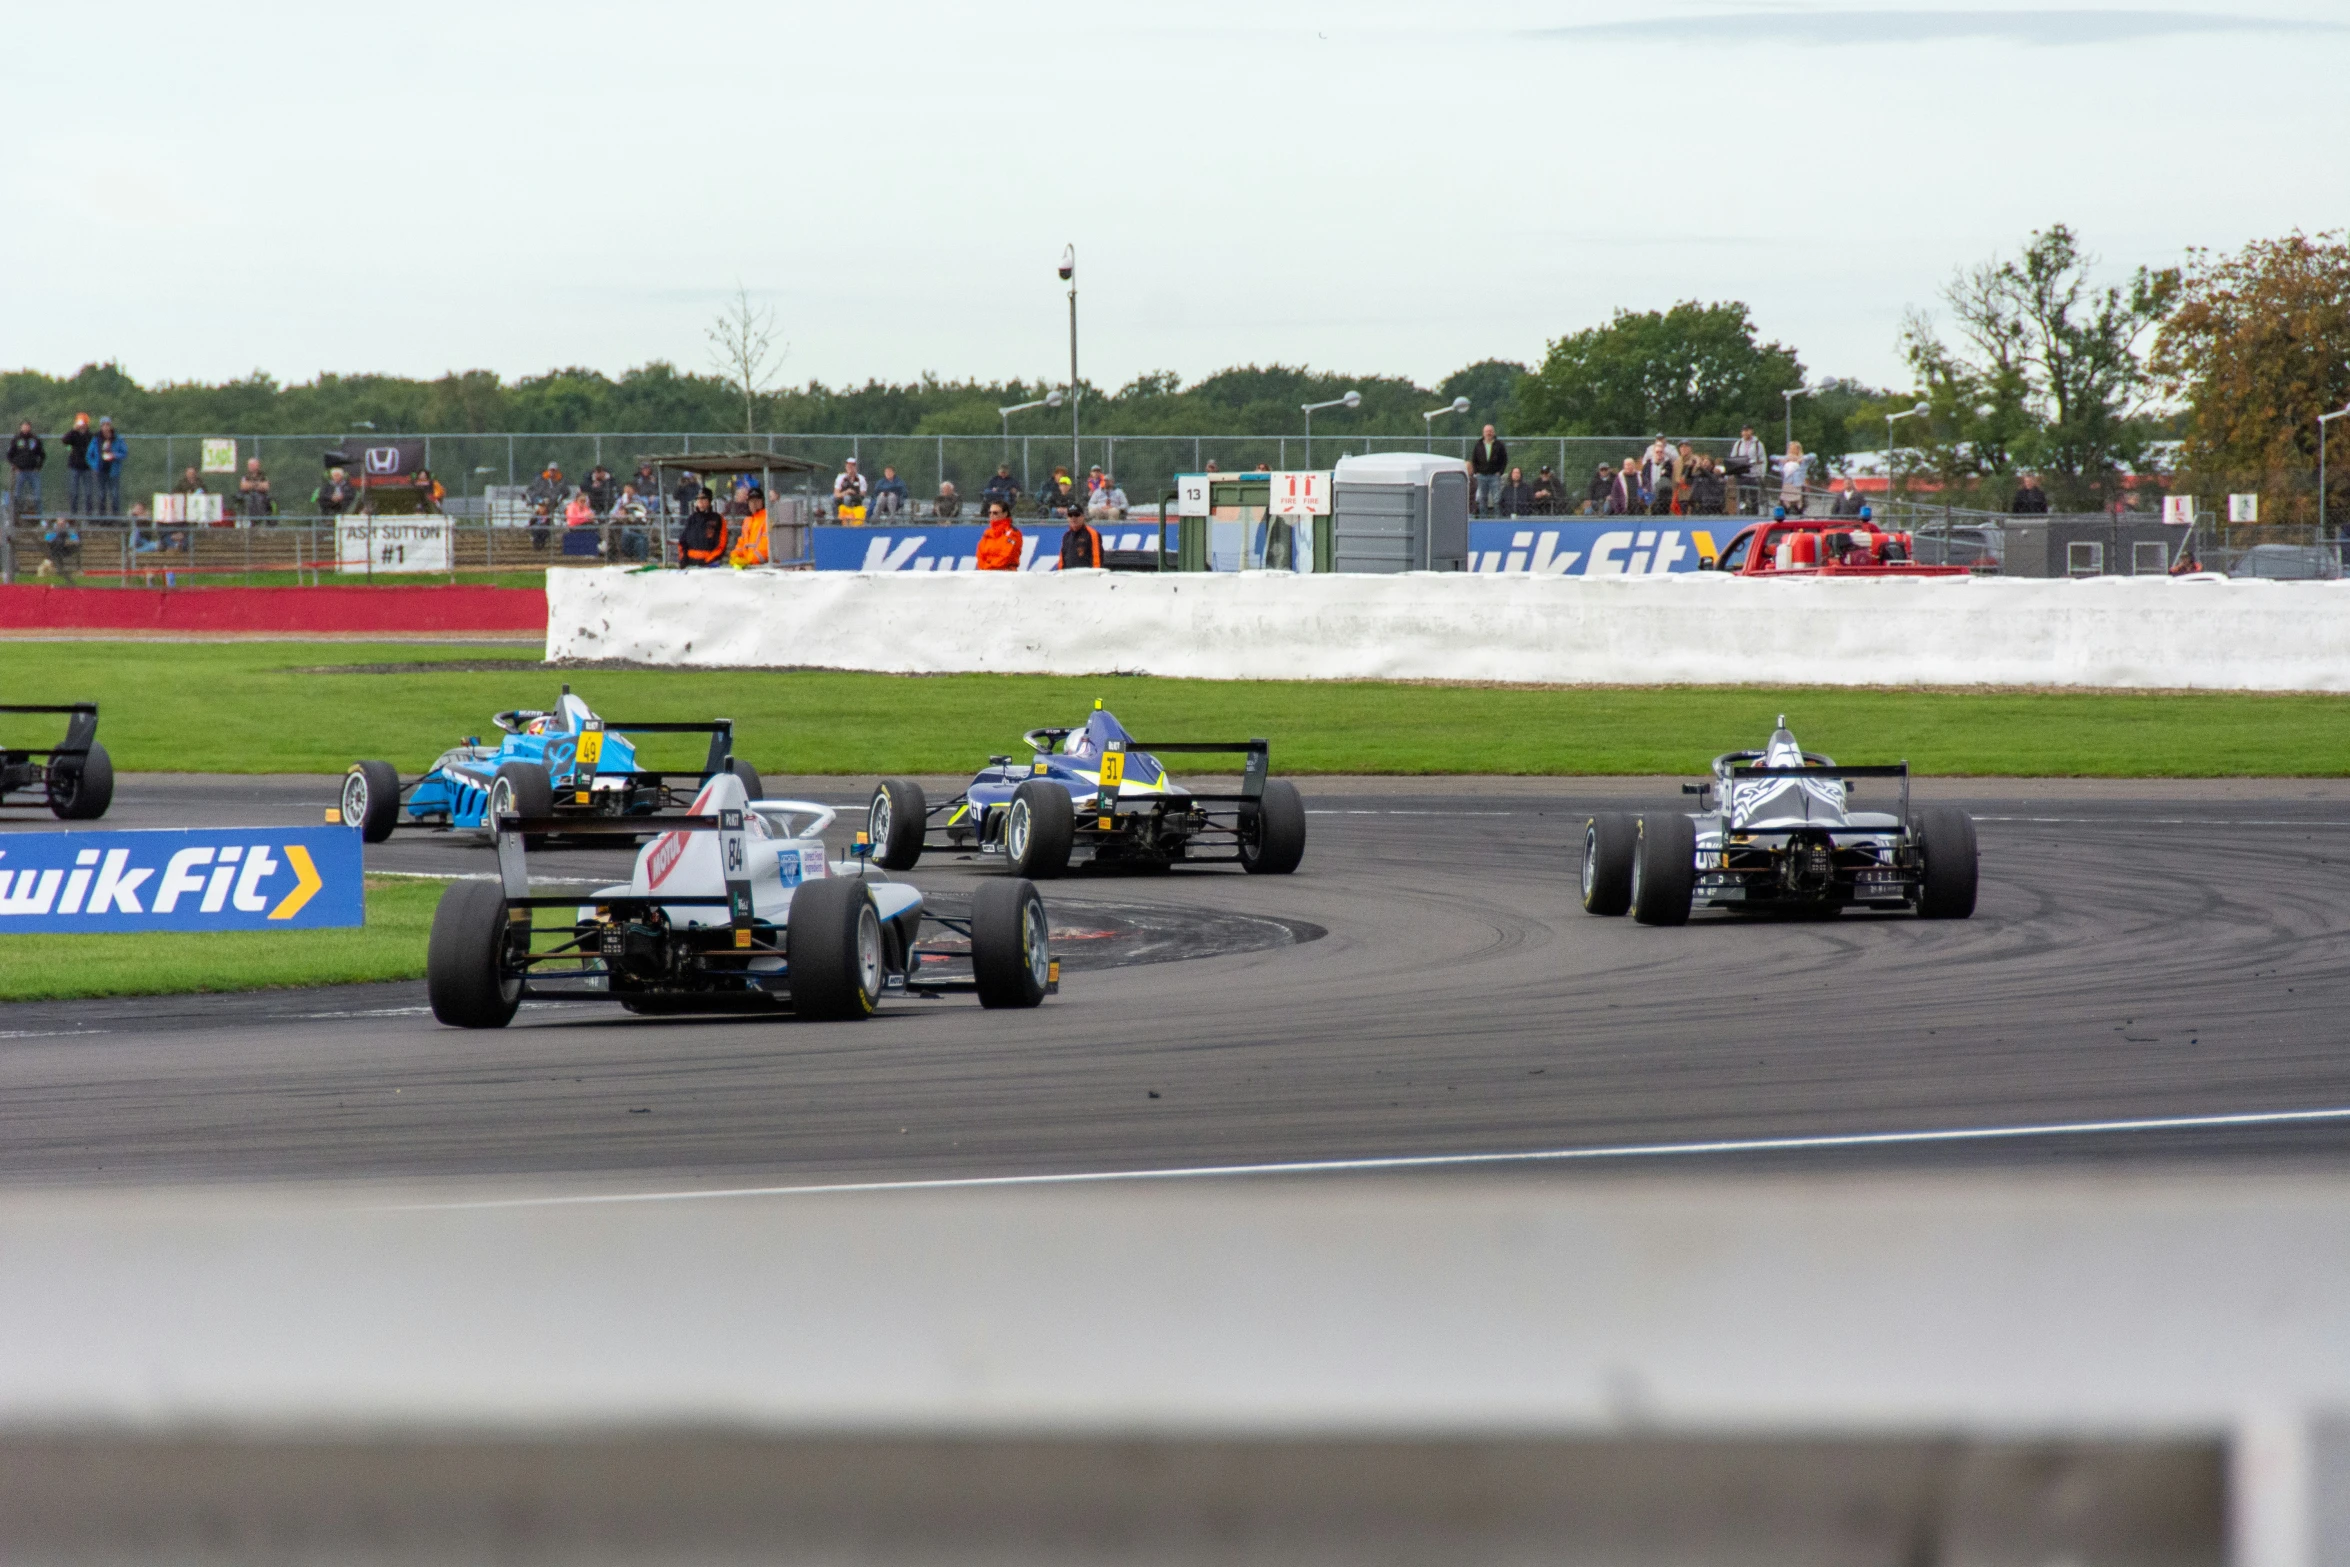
[865, 704, 1304, 879]
[341, 685, 759, 844]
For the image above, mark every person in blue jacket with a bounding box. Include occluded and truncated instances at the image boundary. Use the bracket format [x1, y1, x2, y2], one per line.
[92, 418, 129, 517]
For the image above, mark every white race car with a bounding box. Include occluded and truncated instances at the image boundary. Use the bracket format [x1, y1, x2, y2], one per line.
[1581, 718, 1978, 925]
[425, 772, 1054, 1027]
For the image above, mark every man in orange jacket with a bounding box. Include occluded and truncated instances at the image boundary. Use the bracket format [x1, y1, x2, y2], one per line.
[1057, 504, 1103, 569]
[975, 500, 1023, 570]
[729, 485, 770, 567]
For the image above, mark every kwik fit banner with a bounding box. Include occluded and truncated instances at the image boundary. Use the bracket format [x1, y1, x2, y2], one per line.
[812, 520, 1724, 574]
[0, 826, 363, 933]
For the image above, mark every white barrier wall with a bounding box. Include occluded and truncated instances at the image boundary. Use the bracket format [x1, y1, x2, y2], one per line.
[548, 569, 2350, 691]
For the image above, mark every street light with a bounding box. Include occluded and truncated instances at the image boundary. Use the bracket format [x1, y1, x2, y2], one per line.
[1886, 401, 1931, 507]
[997, 390, 1064, 453]
[998, 390, 1065, 491]
[352, 420, 376, 431]
[1422, 396, 1472, 447]
[1782, 386, 1812, 453]
[1059, 245, 1079, 478]
[1301, 390, 1361, 468]
[2318, 400, 2350, 558]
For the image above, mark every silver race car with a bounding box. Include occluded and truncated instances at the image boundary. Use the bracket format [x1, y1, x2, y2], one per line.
[1581, 718, 1978, 925]
[424, 771, 1055, 1027]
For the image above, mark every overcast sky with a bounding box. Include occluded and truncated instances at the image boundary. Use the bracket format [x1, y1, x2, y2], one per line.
[12, 0, 2345, 398]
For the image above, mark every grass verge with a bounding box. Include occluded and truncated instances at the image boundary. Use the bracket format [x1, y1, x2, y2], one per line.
[2, 640, 2348, 777]
[0, 876, 443, 1002]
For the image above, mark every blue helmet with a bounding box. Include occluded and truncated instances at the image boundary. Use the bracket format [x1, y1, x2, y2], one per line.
[1772, 505, 1788, 521]
[1858, 505, 1873, 522]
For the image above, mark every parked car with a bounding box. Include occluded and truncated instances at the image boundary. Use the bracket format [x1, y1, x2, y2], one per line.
[2229, 544, 2342, 581]
[1909, 524, 2006, 570]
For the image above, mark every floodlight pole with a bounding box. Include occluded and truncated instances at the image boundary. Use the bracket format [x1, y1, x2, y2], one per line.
[1783, 386, 1811, 453]
[2321, 404, 2350, 557]
[1062, 245, 1080, 480]
[1421, 396, 1472, 451]
[1887, 404, 1930, 508]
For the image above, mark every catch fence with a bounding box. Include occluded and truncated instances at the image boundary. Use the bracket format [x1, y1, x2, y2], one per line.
[15, 432, 1796, 524]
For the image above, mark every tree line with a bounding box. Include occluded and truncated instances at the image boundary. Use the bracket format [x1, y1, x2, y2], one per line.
[4, 226, 2341, 522]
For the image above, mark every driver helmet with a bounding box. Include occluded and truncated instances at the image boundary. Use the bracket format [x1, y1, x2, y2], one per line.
[1762, 714, 1804, 769]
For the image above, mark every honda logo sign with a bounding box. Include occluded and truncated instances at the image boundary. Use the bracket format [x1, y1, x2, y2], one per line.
[363, 445, 402, 475]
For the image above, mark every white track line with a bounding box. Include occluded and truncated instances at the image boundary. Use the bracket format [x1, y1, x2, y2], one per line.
[402, 1104, 2350, 1212]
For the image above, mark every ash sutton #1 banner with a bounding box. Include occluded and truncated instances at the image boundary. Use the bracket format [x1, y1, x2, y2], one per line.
[0, 826, 364, 933]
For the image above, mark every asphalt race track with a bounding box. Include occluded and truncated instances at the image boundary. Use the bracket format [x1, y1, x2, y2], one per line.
[4, 772, 2349, 1191]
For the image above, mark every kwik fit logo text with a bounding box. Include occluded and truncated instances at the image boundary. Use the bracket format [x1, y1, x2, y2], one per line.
[0, 827, 364, 933]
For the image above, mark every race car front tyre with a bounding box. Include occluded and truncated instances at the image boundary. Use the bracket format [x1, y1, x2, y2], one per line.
[727, 757, 764, 800]
[46, 741, 113, 821]
[427, 880, 523, 1029]
[1581, 812, 1636, 915]
[491, 760, 554, 847]
[871, 778, 928, 870]
[1629, 814, 1696, 927]
[343, 760, 401, 842]
[1237, 778, 1308, 875]
[1915, 806, 1979, 919]
[972, 877, 1051, 1009]
[787, 876, 883, 1020]
[1006, 779, 1074, 878]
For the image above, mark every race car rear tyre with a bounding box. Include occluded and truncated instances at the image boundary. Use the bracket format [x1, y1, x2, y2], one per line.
[343, 760, 401, 842]
[1915, 806, 1979, 919]
[427, 880, 523, 1029]
[1237, 778, 1308, 875]
[491, 760, 554, 848]
[727, 757, 764, 800]
[871, 778, 928, 870]
[1581, 813, 1636, 915]
[1629, 814, 1696, 927]
[46, 741, 113, 821]
[1006, 779, 1074, 879]
[972, 877, 1051, 1009]
[787, 877, 883, 1020]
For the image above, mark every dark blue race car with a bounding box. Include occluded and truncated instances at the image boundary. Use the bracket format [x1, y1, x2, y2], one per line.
[864, 705, 1304, 878]
[341, 686, 759, 844]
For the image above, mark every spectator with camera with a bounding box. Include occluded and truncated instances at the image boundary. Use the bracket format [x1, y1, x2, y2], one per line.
[1728, 425, 1766, 514]
[93, 418, 128, 517]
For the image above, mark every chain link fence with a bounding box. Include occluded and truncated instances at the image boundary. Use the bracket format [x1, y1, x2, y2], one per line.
[7, 432, 1795, 527]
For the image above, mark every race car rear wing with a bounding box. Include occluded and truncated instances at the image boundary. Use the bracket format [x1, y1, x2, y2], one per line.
[0, 703, 97, 761]
[489, 809, 754, 932]
[1100, 738, 1270, 807]
[576, 717, 738, 781]
[1715, 762, 1911, 832]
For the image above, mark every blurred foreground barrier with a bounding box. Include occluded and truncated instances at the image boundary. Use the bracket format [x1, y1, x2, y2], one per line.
[547, 569, 2350, 691]
[0, 1174, 2343, 1563]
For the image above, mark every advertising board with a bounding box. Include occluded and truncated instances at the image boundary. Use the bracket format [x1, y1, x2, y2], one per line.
[0, 826, 364, 933]
[808, 520, 1722, 575]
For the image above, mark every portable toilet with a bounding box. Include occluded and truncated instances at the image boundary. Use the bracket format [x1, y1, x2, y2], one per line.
[1330, 453, 1472, 572]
